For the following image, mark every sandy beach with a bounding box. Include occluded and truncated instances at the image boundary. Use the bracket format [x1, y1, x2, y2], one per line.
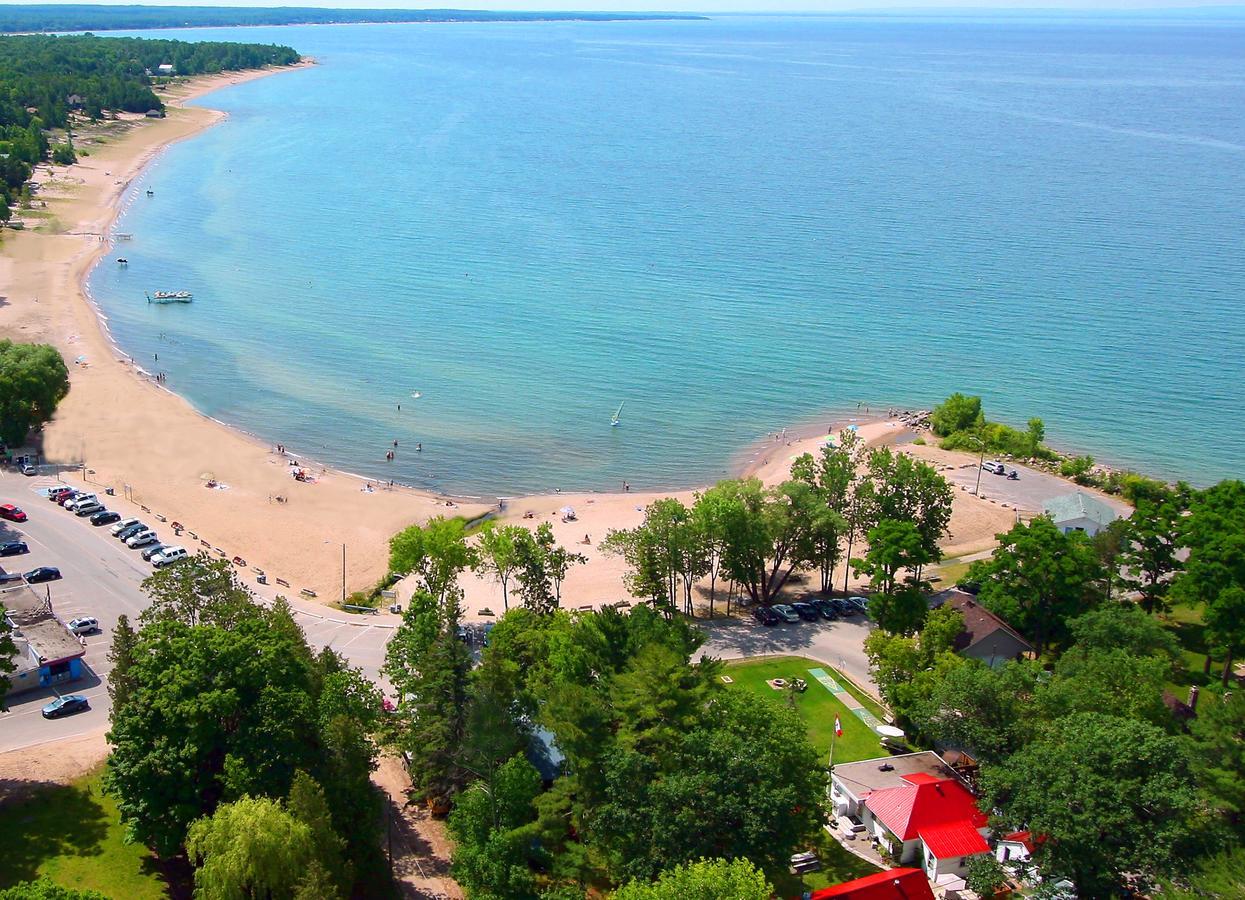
[0, 65, 1031, 609]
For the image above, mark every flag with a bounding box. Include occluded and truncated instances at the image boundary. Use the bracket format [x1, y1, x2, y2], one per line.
[834, 715, 843, 737]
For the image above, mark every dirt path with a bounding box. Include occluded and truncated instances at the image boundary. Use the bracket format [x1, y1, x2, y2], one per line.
[372, 755, 464, 900]
[0, 729, 108, 803]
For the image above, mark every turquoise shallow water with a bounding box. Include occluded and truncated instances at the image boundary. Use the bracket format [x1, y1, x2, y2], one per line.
[88, 16, 1245, 494]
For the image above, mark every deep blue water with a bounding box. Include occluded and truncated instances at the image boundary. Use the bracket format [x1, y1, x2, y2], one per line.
[88, 16, 1245, 494]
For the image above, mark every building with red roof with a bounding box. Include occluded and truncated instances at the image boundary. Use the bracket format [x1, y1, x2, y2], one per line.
[809, 867, 935, 900]
[830, 754, 991, 885]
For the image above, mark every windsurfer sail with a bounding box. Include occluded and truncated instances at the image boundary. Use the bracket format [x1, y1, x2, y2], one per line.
[610, 401, 625, 427]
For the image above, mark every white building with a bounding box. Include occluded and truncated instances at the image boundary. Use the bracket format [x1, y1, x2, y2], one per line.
[1043, 490, 1120, 537]
[830, 752, 991, 884]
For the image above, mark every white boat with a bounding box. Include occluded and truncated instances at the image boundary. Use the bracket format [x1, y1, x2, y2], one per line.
[146, 292, 192, 304]
[610, 401, 624, 427]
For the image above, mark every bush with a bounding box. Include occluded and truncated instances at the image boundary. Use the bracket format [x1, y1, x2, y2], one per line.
[930, 392, 983, 436]
[1059, 455, 1095, 484]
[51, 143, 76, 165]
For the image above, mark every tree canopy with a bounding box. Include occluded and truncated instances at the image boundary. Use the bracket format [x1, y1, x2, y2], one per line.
[0, 341, 69, 447]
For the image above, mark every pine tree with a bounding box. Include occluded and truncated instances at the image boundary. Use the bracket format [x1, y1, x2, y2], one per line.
[106, 613, 138, 716]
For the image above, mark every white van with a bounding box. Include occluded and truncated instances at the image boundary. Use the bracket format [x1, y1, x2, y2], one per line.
[65, 493, 98, 511]
[110, 517, 140, 536]
[74, 501, 105, 517]
[151, 546, 188, 567]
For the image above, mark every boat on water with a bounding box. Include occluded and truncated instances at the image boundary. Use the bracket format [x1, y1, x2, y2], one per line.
[610, 401, 625, 427]
[146, 291, 193, 304]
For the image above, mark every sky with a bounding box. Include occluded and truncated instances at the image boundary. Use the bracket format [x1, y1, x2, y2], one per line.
[16, 0, 1245, 13]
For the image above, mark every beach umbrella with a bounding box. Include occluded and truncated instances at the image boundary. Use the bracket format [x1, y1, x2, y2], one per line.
[560, 505, 576, 517]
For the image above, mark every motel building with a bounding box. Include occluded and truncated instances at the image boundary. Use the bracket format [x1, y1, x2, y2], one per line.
[1, 584, 87, 698]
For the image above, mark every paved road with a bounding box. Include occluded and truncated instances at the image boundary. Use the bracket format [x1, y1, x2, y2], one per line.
[0, 471, 394, 754]
[942, 460, 1131, 517]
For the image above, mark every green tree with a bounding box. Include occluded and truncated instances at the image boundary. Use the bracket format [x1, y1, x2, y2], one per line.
[865, 606, 966, 722]
[603, 498, 704, 616]
[1025, 417, 1046, 457]
[385, 589, 472, 799]
[791, 428, 863, 593]
[105, 614, 322, 855]
[1121, 496, 1184, 614]
[448, 755, 544, 900]
[592, 690, 821, 882]
[186, 796, 317, 900]
[1065, 604, 1180, 668]
[930, 392, 984, 436]
[1172, 480, 1245, 683]
[475, 522, 524, 611]
[0, 340, 70, 446]
[861, 447, 953, 569]
[293, 860, 340, 900]
[388, 516, 475, 603]
[1188, 690, 1245, 817]
[139, 551, 254, 628]
[105, 612, 138, 715]
[1038, 648, 1172, 727]
[965, 854, 1008, 897]
[1158, 846, 1245, 899]
[287, 770, 348, 895]
[851, 518, 931, 628]
[970, 516, 1104, 655]
[912, 659, 1039, 762]
[612, 857, 773, 900]
[0, 602, 16, 705]
[0, 881, 109, 900]
[981, 712, 1199, 895]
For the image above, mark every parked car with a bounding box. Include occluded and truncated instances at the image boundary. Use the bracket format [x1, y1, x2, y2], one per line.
[151, 546, 188, 567]
[64, 493, 98, 511]
[753, 606, 779, 626]
[115, 522, 148, 541]
[0, 503, 28, 522]
[772, 604, 801, 623]
[847, 596, 871, 614]
[42, 695, 89, 719]
[24, 566, 61, 583]
[790, 601, 820, 622]
[47, 486, 74, 503]
[74, 501, 105, 517]
[90, 510, 122, 526]
[126, 530, 158, 548]
[68, 617, 101, 636]
[21, 464, 37, 476]
[0, 541, 28, 557]
[59, 491, 83, 507]
[141, 543, 170, 561]
[810, 598, 837, 620]
[830, 598, 853, 616]
[982, 460, 1007, 475]
[0, 571, 23, 584]
[110, 518, 141, 536]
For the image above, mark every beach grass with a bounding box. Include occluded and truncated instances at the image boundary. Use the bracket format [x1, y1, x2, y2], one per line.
[722, 656, 889, 765]
[0, 768, 167, 899]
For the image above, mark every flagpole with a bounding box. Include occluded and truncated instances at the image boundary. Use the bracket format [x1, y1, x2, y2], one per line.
[829, 717, 838, 771]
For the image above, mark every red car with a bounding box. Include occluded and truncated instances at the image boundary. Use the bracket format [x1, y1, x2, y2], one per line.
[0, 504, 27, 523]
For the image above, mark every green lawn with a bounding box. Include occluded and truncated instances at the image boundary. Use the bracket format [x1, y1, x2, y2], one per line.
[1161, 602, 1233, 698]
[769, 825, 881, 897]
[0, 768, 169, 899]
[723, 656, 891, 765]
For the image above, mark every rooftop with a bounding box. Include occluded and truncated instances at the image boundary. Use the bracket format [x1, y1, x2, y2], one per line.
[1043, 490, 1120, 527]
[929, 589, 1034, 657]
[810, 867, 935, 900]
[920, 820, 990, 858]
[1, 584, 84, 666]
[863, 774, 987, 842]
[832, 751, 962, 799]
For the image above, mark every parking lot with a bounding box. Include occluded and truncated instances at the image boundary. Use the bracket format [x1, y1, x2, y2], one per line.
[939, 459, 1132, 517]
[0, 472, 393, 753]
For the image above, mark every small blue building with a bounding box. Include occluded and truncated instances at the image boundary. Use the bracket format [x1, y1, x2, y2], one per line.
[2, 584, 87, 698]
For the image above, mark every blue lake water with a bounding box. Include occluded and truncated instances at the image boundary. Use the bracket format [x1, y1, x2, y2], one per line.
[89, 15, 1245, 494]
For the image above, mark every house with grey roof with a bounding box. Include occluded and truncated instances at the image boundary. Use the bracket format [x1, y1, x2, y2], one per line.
[930, 589, 1034, 669]
[1042, 490, 1120, 537]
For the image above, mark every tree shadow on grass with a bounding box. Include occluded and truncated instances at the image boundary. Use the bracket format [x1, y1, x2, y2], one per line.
[140, 853, 192, 900]
[0, 778, 111, 888]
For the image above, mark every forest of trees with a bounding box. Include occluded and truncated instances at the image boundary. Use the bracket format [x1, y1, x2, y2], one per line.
[104, 555, 387, 898]
[0, 5, 704, 34]
[865, 477, 1245, 896]
[0, 33, 298, 214]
